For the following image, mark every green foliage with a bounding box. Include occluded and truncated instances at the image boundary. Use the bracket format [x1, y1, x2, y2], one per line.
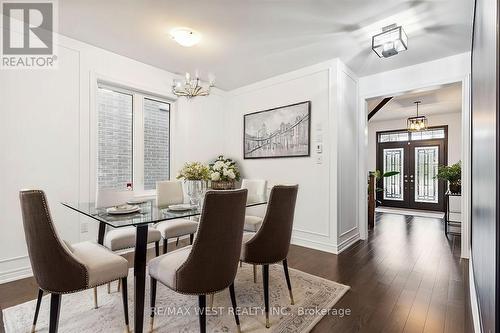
[368, 169, 400, 195]
[176, 162, 211, 181]
[435, 161, 461, 185]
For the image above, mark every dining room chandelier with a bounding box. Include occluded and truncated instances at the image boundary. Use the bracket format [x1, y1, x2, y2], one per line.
[407, 101, 428, 132]
[172, 72, 215, 99]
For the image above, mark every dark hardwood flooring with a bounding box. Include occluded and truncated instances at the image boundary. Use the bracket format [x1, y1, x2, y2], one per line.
[0, 212, 472, 333]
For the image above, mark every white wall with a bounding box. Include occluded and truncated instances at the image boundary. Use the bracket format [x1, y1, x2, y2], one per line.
[368, 112, 462, 171]
[226, 60, 359, 253]
[0, 33, 226, 283]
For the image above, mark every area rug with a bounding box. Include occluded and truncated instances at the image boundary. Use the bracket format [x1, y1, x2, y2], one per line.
[3, 264, 349, 333]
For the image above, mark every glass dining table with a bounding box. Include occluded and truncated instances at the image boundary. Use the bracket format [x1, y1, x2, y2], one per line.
[62, 198, 267, 333]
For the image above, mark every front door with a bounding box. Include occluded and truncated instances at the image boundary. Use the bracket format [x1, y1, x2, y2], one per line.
[376, 127, 447, 211]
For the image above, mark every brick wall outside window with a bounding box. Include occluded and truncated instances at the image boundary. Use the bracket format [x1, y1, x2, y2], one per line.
[97, 88, 133, 190]
[144, 98, 170, 190]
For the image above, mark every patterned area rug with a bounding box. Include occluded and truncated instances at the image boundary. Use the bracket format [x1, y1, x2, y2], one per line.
[3, 264, 349, 332]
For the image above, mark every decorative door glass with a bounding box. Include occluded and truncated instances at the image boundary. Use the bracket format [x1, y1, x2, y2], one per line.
[414, 146, 439, 203]
[383, 148, 404, 201]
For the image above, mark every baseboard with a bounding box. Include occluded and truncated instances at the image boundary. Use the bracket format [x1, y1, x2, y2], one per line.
[333, 233, 360, 254]
[469, 256, 482, 333]
[291, 236, 338, 254]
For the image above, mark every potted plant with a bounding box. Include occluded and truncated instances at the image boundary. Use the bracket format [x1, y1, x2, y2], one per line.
[176, 162, 211, 207]
[435, 161, 461, 194]
[368, 170, 399, 228]
[208, 155, 241, 190]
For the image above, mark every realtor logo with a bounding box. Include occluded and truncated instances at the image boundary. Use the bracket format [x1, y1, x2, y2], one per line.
[1, 1, 57, 68]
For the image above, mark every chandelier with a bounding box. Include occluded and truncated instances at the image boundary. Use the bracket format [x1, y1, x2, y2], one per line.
[372, 24, 408, 58]
[407, 101, 428, 132]
[172, 72, 215, 99]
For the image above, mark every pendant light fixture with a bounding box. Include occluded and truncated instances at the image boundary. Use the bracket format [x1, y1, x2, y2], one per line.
[407, 101, 428, 132]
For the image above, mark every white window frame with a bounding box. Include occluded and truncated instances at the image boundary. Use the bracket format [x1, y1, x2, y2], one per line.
[93, 79, 174, 198]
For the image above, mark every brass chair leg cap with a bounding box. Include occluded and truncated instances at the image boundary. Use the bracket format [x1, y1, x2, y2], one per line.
[236, 324, 242, 333]
[265, 317, 270, 328]
[124, 324, 130, 333]
[31, 324, 36, 333]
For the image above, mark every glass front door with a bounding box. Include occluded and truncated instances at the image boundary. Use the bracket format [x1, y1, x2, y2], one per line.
[377, 129, 447, 211]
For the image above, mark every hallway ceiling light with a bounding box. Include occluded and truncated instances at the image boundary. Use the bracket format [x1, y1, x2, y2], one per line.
[169, 28, 201, 47]
[372, 24, 408, 58]
[172, 72, 215, 99]
[407, 101, 428, 132]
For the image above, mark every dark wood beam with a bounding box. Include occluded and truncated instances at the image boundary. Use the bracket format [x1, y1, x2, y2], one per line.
[368, 97, 393, 121]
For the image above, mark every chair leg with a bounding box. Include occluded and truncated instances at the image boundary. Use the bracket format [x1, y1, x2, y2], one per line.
[263, 264, 270, 328]
[155, 241, 160, 257]
[198, 295, 206, 333]
[49, 293, 61, 333]
[150, 277, 157, 332]
[163, 239, 168, 254]
[239, 261, 242, 268]
[190, 233, 194, 245]
[107, 282, 111, 294]
[121, 277, 129, 332]
[209, 293, 214, 308]
[118, 279, 121, 292]
[93, 287, 98, 309]
[253, 265, 257, 283]
[176, 237, 179, 247]
[31, 288, 43, 333]
[283, 259, 295, 305]
[229, 283, 241, 333]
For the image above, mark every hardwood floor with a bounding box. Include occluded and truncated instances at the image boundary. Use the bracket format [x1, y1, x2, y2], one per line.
[0, 212, 472, 333]
[288, 212, 473, 333]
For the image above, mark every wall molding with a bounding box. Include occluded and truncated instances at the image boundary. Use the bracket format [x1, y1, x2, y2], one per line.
[291, 235, 338, 254]
[333, 233, 360, 254]
[469, 256, 482, 333]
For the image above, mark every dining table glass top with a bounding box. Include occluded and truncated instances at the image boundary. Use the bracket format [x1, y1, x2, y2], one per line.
[62, 198, 267, 228]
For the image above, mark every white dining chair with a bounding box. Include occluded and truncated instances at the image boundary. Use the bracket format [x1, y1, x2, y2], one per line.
[94, 189, 162, 305]
[154, 181, 199, 254]
[241, 179, 268, 232]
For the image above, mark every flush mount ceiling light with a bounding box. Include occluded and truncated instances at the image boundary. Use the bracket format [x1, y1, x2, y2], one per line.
[169, 28, 201, 47]
[407, 101, 428, 132]
[172, 72, 215, 99]
[372, 23, 408, 58]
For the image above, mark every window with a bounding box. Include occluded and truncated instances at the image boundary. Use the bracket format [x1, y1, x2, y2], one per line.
[378, 127, 446, 143]
[97, 88, 133, 190]
[96, 83, 171, 193]
[143, 98, 170, 191]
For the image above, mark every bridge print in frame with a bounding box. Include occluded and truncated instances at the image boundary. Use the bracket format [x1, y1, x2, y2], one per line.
[244, 101, 311, 159]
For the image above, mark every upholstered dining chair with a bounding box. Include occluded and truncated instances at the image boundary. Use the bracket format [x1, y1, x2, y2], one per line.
[154, 181, 198, 254]
[20, 190, 130, 333]
[148, 189, 248, 333]
[96, 189, 161, 300]
[240, 179, 267, 232]
[240, 184, 298, 328]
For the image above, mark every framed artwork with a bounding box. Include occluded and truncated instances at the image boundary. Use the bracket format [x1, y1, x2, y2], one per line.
[244, 101, 311, 159]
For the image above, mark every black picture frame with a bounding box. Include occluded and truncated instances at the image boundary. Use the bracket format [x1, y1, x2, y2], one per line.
[243, 101, 311, 159]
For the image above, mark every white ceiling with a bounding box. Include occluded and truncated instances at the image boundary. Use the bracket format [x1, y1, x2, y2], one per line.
[57, 0, 474, 90]
[367, 82, 462, 122]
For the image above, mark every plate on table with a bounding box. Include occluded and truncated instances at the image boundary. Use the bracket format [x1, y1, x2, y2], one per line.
[126, 198, 148, 205]
[168, 204, 196, 211]
[106, 204, 141, 215]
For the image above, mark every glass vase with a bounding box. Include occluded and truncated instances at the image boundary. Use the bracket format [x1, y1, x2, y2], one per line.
[185, 180, 207, 208]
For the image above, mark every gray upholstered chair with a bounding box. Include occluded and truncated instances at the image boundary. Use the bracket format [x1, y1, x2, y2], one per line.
[240, 185, 298, 328]
[96, 189, 161, 298]
[20, 190, 130, 333]
[241, 179, 267, 232]
[154, 181, 198, 253]
[148, 189, 248, 333]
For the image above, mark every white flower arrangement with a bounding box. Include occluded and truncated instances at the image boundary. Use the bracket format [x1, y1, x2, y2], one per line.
[209, 155, 240, 182]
